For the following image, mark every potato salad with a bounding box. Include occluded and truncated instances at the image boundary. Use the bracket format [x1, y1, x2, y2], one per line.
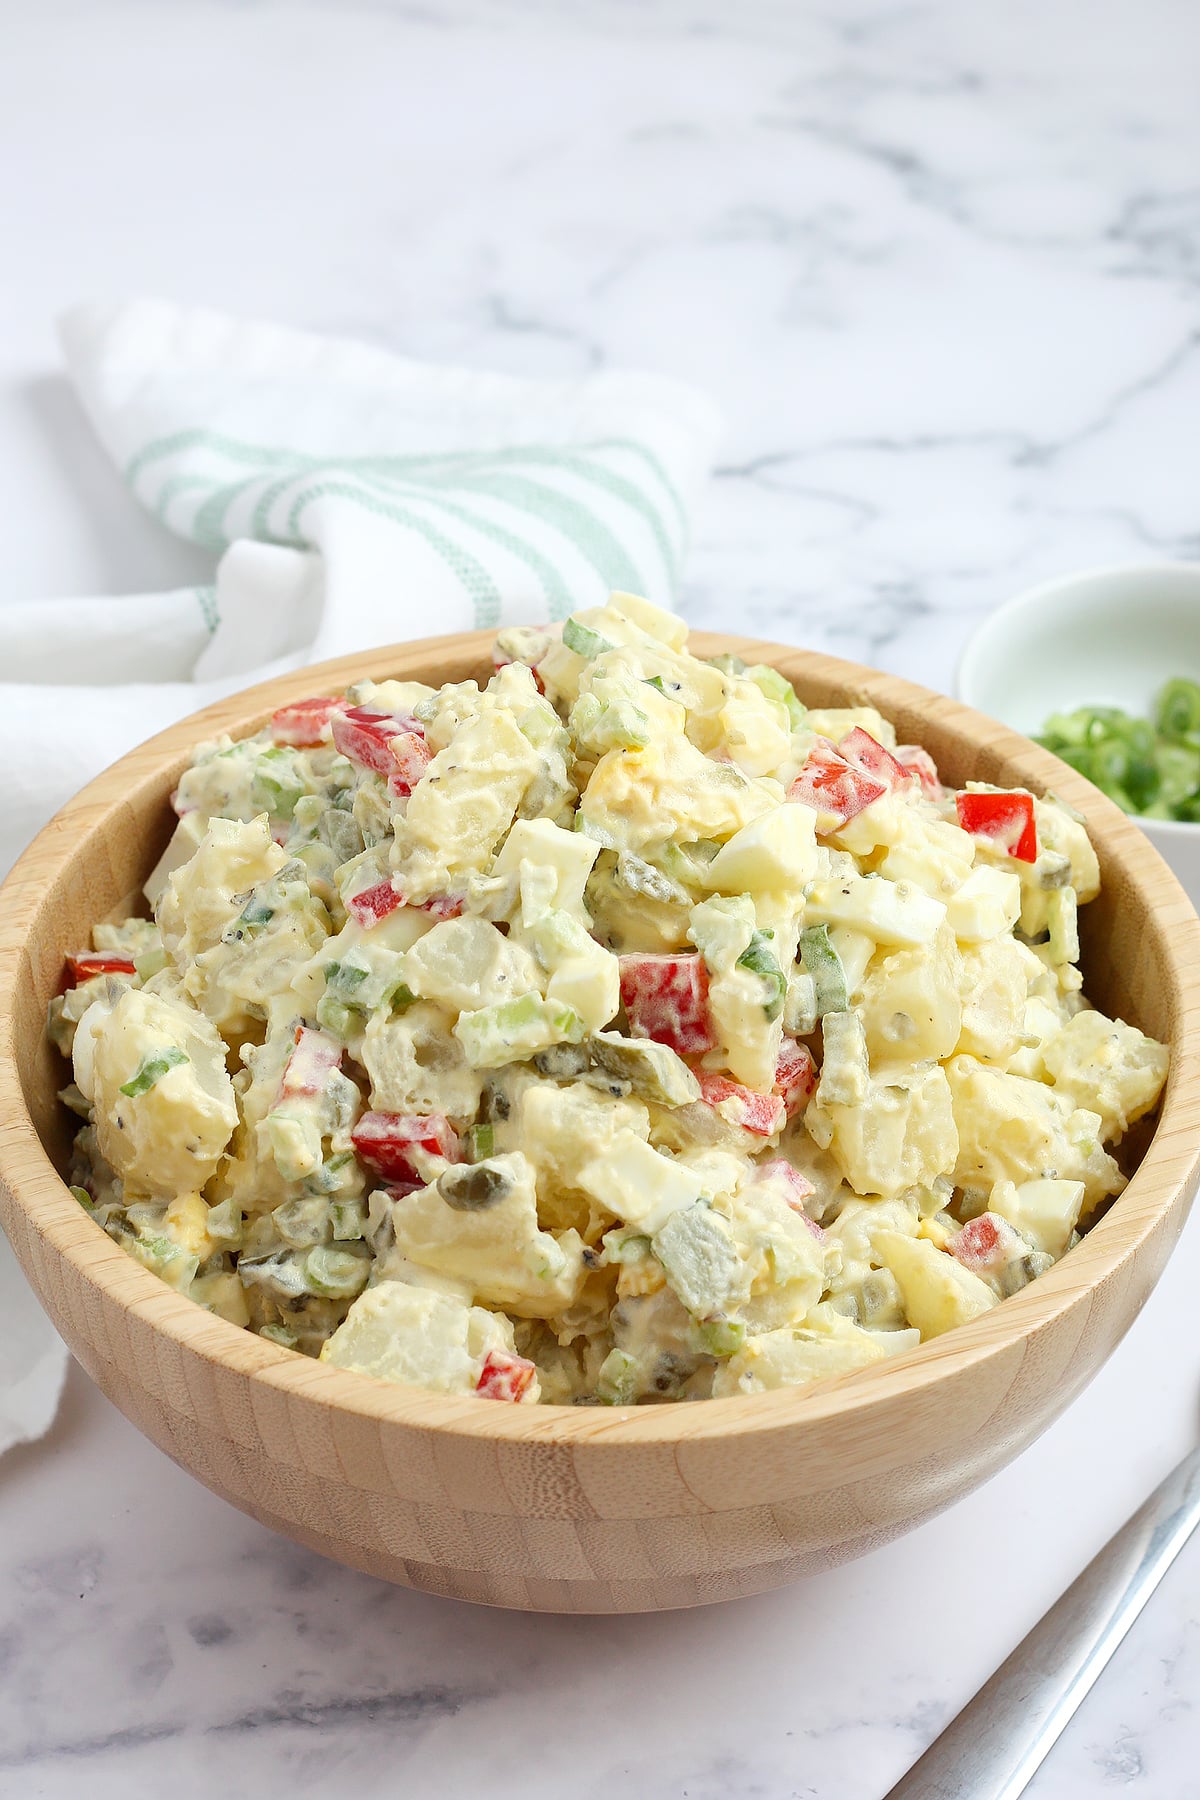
[51, 593, 1169, 1406]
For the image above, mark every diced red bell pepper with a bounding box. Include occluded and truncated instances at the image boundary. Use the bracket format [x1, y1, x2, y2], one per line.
[755, 1156, 819, 1224]
[475, 1349, 538, 1402]
[382, 1179, 425, 1201]
[346, 878, 403, 928]
[279, 1025, 342, 1099]
[950, 1212, 1026, 1275]
[696, 1073, 786, 1137]
[955, 791, 1037, 862]
[390, 892, 464, 921]
[421, 893, 466, 921]
[331, 706, 425, 780]
[838, 726, 912, 790]
[788, 738, 887, 831]
[773, 1038, 817, 1116]
[351, 1110, 461, 1182]
[62, 953, 137, 991]
[894, 744, 942, 798]
[385, 732, 432, 799]
[388, 890, 466, 922]
[618, 953, 716, 1056]
[270, 696, 340, 748]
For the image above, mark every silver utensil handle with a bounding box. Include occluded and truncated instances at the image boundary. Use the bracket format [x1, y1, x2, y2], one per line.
[883, 1444, 1200, 1800]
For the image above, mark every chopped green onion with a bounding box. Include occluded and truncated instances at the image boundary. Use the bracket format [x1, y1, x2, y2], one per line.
[69, 1184, 94, 1210]
[1157, 679, 1200, 741]
[322, 964, 368, 1022]
[697, 1316, 746, 1357]
[133, 945, 167, 982]
[596, 1347, 640, 1404]
[330, 1200, 366, 1241]
[562, 618, 616, 659]
[743, 664, 806, 731]
[308, 1152, 355, 1195]
[129, 1233, 199, 1289]
[259, 1323, 299, 1349]
[235, 894, 276, 932]
[601, 1228, 653, 1265]
[303, 1245, 370, 1299]
[324, 958, 369, 997]
[118, 1047, 188, 1097]
[467, 1121, 496, 1163]
[569, 692, 650, 752]
[1155, 743, 1200, 809]
[315, 993, 358, 1039]
[252, 749, 306, 820]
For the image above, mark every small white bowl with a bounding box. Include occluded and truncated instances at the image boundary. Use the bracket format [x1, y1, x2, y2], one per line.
[958, 562, 1200, 905]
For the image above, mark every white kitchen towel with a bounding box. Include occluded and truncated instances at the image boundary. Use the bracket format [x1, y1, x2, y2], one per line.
[2, 297, 720, 876]
[0, 298, 720, 1453]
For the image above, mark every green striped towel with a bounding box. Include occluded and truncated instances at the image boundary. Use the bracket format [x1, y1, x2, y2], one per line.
[0, 300, 719, 876]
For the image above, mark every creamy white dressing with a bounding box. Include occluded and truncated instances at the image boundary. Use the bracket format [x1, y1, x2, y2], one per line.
[52, 593, 1168, 1404]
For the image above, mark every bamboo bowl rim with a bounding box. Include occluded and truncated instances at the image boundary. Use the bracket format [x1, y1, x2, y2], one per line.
[3, 628, 1200, 1452]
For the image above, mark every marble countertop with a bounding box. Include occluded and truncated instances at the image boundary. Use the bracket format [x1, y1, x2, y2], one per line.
[3, 1, 1200, 1794]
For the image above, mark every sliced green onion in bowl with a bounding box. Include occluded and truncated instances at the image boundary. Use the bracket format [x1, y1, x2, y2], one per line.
[1036, 679, 1200, 821]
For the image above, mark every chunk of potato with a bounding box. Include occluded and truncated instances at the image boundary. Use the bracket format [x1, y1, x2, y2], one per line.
[321, 1281, 531, 1398]
[857, 924, 963, 1067]
[74, 987, 237, 1200]
[389, 1153, 585, 1318]
[362, 1001, 484, 1120]
[946, 1055, 1123, 1211]
[1041, 1009, 1169, 1141]
[823, 1065, 958, 1199]
[404, 916, 542, 1014]
[712, 1309, 886, 1395]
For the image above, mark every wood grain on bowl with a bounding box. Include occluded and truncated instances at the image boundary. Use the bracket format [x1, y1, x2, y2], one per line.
[2, 631, 1199, 1613]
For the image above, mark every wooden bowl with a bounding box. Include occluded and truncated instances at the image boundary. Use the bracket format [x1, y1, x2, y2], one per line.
[3, 632, 1199, 1614]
